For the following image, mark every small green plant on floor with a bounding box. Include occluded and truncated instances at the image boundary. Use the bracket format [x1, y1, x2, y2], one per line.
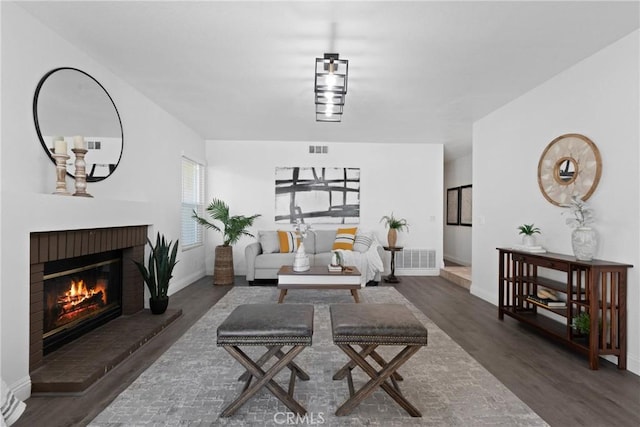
[571, 312, 591, 335]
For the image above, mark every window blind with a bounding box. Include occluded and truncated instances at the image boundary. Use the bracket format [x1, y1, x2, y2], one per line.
[181, 157, 205, 248]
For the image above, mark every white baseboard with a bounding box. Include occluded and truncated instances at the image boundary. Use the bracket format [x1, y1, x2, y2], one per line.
[395, 269, 439, 276]
[623, 353, 640, 375]
[443, 254, 471, 266]
[169, 269, 206, 296]
[10, 375, 31, 401]
[470, 285, 497, 306]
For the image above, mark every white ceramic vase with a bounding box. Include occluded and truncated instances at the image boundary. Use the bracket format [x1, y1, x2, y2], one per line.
[522, 235, 536, 247]
[571, 227, 597, 261]
[293, 241, 310, 272]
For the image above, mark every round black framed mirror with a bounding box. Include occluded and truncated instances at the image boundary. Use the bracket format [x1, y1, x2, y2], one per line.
[33, 67, 123, 182]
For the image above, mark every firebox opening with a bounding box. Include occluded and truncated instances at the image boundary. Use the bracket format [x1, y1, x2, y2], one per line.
[43, 250, 123, 354]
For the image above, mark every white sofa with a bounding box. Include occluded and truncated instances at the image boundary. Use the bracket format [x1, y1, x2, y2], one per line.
[245, 229, 384, 285]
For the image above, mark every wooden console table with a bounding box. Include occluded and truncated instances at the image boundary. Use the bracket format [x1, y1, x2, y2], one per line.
[497, 248, 632, 370]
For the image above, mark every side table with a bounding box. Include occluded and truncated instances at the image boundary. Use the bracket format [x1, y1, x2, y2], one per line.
[383, 246, 403, 283]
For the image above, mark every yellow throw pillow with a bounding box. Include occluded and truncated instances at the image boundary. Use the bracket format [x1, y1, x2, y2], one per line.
[332, 227, 358, 251]
[278, 230, 300, 253]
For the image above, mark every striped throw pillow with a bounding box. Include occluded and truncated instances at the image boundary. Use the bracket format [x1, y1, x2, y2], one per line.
[353, 232, 374, 253]
[277, 230, 300, 253]
[332, 227, 358, 251]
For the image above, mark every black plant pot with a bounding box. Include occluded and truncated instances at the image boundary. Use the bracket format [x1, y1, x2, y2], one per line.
[149, 297, 169, 315]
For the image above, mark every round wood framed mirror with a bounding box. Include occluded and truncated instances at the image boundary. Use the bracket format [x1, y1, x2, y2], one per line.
[537, 133, 602, 206]
[33, 67, 123, 182]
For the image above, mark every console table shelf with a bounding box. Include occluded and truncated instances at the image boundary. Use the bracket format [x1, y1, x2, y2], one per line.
[497, 248, 632, 370]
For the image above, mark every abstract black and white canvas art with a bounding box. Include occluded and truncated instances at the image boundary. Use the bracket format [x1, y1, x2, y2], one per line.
[275, 167, 360, 224]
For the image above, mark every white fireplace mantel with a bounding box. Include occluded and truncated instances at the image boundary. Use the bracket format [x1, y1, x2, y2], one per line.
[1, 191, 155, 399]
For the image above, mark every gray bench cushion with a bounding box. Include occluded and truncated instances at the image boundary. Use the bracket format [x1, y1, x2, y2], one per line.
[330, 304, 428, 346]
[217, 304, 314, 346]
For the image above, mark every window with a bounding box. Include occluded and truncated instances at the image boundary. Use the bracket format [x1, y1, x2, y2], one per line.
[181, 157, 205, 249]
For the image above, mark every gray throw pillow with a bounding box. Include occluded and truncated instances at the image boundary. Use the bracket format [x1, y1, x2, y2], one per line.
[259, 231, 280, 253]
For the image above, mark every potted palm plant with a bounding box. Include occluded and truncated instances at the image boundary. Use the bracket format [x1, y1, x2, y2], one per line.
[380, 213, 409, 247]
[193, 198, 261, 285]
[134, 232, 179, 315]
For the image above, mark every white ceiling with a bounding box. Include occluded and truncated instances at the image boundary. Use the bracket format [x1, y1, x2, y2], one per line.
[17, 1, 640, 161]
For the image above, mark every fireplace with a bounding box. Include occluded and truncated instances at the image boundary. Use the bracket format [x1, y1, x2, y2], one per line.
[43, 250, 123, 354]
[30, 225, 147, 372]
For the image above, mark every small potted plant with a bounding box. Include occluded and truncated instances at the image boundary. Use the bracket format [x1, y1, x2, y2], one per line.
[193, 198, 261, 285]
[330, 250, 343, 268]
[517, 223, 541, 247]
[380, 213, 409, 247]
[571, 312, 591, 335]
[134, 232, 179, 315]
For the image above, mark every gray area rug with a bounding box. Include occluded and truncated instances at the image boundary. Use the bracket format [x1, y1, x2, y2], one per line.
[91, 287, 548, 426]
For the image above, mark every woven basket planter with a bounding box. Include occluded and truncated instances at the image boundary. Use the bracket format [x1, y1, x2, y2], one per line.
[214, 245, 234, 285]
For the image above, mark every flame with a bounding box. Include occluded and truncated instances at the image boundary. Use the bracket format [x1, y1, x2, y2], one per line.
[58, 279, 107, 309]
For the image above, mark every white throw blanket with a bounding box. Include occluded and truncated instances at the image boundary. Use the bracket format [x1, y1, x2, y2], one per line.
[335, 240, 384, 286]
[1, 379, 25, 426]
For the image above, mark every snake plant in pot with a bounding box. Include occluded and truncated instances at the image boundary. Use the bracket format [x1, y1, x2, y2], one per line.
[134, 232, 179, 314]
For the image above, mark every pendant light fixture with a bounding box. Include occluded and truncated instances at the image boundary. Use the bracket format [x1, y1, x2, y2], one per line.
[314, 53, 348, 122]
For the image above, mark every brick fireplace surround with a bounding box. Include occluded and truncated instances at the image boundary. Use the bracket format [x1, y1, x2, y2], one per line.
[28, 225, 182, 393]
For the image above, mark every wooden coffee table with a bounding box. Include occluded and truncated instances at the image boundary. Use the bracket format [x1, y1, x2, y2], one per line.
[277, 265, 362, 303]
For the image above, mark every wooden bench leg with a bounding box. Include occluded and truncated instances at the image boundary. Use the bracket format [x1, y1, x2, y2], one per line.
[335, 344, 422, 417]
[333, 344, 403, 381]
[221, 345, 308, 417]
[333, 344, 377, 380]
[239, 345, 310, 382]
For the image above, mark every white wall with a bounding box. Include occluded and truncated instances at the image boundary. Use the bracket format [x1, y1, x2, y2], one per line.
[473, 31, 639, 374]
[444, 153, 472, 265]
[0, 3, 206, 397]
[204, 140, 444, 276]
[0, 1, 4, 399]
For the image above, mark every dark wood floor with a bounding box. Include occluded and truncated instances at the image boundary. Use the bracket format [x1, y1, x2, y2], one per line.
[396, 277, 640, 427]
[16, 276, 232, 427]
[17, 275, 640, 427]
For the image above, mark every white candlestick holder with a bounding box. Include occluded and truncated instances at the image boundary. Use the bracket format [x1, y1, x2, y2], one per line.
[51, 152, 71, 195]
[72, 148, 93, 197]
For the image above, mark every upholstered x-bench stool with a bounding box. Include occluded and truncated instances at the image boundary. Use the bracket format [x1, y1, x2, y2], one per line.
[330, 303, 428, 417]
[217, 304, 314, 417]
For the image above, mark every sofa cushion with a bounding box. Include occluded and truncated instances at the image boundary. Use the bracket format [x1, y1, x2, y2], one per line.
[277, 230, 300, 253]
[332, 227, 358, 250]
[313, 251, 333, 267]
[353, 231, 374, 253]
[301, 230, 315, 253]
[255, 252, 296, 269]
[259, 231, 280, 253]
[314, 230, 337, 253]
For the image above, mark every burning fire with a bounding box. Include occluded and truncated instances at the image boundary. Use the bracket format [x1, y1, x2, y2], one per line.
[58, 279, 107, 314]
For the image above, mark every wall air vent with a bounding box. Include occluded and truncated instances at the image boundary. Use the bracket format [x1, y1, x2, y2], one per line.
[308, 145, 328, 154]
[394, 249, 437, 273]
